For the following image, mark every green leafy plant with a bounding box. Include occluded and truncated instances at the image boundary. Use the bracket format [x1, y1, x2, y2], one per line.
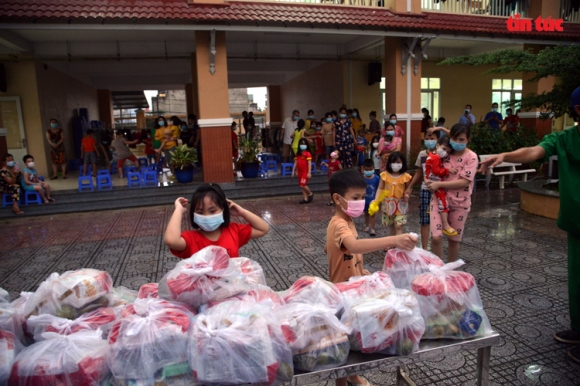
[239, 137, 261, 163]
[169, 145, 198, 170]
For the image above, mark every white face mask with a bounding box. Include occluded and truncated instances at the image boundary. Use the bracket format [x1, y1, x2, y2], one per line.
[27, 162, 35, 168]
[372, 143, 379, 148]
[391, 163, 402, 172]
[436, 148, 448, 158]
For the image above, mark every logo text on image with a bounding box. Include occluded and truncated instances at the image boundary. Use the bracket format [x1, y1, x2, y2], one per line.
[506, 14, 564, 32]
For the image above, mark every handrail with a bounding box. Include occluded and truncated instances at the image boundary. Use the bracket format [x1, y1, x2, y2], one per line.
[560, 0, 580, 23]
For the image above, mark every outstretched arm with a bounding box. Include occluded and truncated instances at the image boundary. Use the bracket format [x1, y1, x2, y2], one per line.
[479, 146, 546, 173]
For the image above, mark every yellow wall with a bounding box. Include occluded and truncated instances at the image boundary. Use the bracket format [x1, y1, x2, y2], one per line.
[280, 61, 344, 120]
[422, 61, 522, 123]
[0, 62, 45, 173]
[343, 60, 382, 122]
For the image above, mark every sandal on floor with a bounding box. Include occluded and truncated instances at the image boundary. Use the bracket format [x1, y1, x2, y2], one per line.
[12, 209, 24, 215]
[50, 176, 58, 180]
[299, 200, 308, 204]
[370, 230, 376, 237]
[48, 198, 56, 203]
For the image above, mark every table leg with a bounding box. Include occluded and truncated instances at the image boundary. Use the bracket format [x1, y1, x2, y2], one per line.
[476, 346, 491, 386]
[396, 366, 417, 386]
[499, 176, 505, 190]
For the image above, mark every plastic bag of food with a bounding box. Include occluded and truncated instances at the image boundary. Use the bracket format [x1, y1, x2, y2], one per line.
[138, 283, 159, 299]
[108, 286, 138, 308]
[27, 307, 117, 341]
[0, 302, 26, 346]
[276, 302, 351, 372]
[231, 257, 267, 285]
[341, 289, 425, 356]
[190, 300, 293, 385]
[107, 298, 195, 384]
[0, 287, 10, 303]
[382, 247, 444, 289]
[200, 284, 285, 313]
[158, 246, 247, 309]
[281, 276, 343, 315]
[8, 329, 109, 385]
[9, 292, 34, 345]
[335, 271, 395, 307]
[411, 260, 493, 339]
[1, 330, 24, 385]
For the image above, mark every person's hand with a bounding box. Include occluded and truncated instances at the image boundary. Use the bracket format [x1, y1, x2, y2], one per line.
[426, 127, 438, 136]
[227, 199, 245, 217]
[174, 197, 188, 214]
[291, 173, 295, 178]
[307, 173, 311, 179]
[390, 233, 418, 251]
[403, 189, 411, 201]
[449, 168, 458, 174]
[426, 181, 441, 193]
[362, 269, 371, 276]
[478, 154, 504, 173]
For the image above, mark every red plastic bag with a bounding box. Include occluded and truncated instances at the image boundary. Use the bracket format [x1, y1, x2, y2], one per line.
[138, 283, 159, 299]
[410, 260, 493, 339]
[281, 276, 343, 315]
[382, 247, 444, 289]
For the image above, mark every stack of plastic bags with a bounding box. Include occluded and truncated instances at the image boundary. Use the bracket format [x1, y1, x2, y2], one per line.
[27, 307, 117, 341]
[281, 276, 343, 315]
[0, 292, 25, 385]
[410, 260, 493, 339]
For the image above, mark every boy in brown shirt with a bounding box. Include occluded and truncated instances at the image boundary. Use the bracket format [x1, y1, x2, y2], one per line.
[325, 169, 417, 386]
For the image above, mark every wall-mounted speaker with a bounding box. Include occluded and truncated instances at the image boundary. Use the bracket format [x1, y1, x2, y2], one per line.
[368, 62, 382, 86]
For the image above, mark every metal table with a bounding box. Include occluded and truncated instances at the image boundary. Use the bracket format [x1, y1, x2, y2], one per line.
[291, 332, 500, 386]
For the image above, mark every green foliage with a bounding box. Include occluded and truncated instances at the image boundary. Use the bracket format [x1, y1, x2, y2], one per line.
[438, 46, 580, 119]
[169, 145, 198, 170]
[239, 137, 261, 163]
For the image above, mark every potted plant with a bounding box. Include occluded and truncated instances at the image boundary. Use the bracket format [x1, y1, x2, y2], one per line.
[239, 137, 261, 178]
[169, 145, 198, 183]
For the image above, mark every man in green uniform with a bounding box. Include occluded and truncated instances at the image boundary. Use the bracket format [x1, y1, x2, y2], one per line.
[481, 86, 580, 363]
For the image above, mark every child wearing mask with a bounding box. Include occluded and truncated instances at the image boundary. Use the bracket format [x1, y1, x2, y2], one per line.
[325, 169, 417, 386]
[292, 138, 314, 204]
[355, 131, 368, 171]
[321, 112, 336, 159]
[370, 135, 381, 176]
[425, 137, 458, 237]
[378, 132, 401, 172]
[309, 121, 325, 165]
[291, 119, 306, 157]
[164, 183, 269, 258]
[21, 154, 55, 203]
[362, 159, 380, 237]
[321, 150, 342, 206]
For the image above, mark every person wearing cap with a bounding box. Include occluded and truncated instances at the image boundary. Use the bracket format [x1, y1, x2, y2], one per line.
[480, 86, 580, 363]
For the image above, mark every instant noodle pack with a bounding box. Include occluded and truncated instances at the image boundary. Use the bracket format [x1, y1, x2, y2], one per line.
[0, 245, 492, 385]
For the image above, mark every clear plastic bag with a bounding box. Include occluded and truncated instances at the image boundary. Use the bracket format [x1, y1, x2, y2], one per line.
[189, 300, 293, 385]
[410, 260, 493, 339]
[158, 246, 247, 309]
[0, 287, 10, 303]
[231, 257, 267, 286]
[0, 330, 24, 385]
[8, 329, 110, 386]
[108, 286, 138, 308]
[0, 301, 26, 347]
[107, 298, 195, 384]
[200, 284, 285, 312]
[138, 283, 159, 299]
[9, 292, 34, 345]
[382, 247, 444, 289]
[281, 276, 343, 315]
[276, 302, 351, 372]
[27, 307, 117, 342]
[340, 289, 425, 356]
[335, 271, 395, 308]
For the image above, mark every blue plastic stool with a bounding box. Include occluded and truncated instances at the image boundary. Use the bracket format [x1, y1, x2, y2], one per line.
[149, 164, 158, 172]
[138, 157, 149, 168]
[37, 176, 45, 182]
[82, 165, 93, 176]
[78, 176, 94, 192]
[140, 166, 152, 177]
[2, 193, 18, 207]
[96, 173, 113, 190]
[320, 159, 328, 172]
[97, 169, 110, 176]
[127, 172, 142, 188]
[281, 163, 293, 176]
[265, 160, 277, 173]
[311, 162, 317, 174]
[123, 166, 138, 178]
[23, 191, 42, 205]
[157, 156, 166, 173]
[142, 170, 158, 186]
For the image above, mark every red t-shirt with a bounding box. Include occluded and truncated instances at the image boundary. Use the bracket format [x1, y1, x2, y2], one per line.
[231, 131, 239, 158]
[504, 115, 520, 132]
[82, 136, 97, 153]
[328, 159, 341, 177]
[169, 222, 253, 259]
[296, 151, 312, 175]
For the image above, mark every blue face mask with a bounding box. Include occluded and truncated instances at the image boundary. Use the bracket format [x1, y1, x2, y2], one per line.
[6, 161, 15, 167]
[326, 118, 333, 123]
[340, 114, 347, 119]
[293, 116, 300, 121]
[424, 140, 437, 149]
[50, 123, 58, 129]
[352, 112, 358, 117]
[386, 130, 395, 137]
[299, 144, 308, 150]
[492, 108, 498, 112]
[389, 120, 397, 125]
[194, 212, 224, 232]
[363, 170, 375, 177]
[158, 121, 166, 127]
[450, 140, 467, 152]
[308, 115, 314, 119]
[316, 127, 321, 131]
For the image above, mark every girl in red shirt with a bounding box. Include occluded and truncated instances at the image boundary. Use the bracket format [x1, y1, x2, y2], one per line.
[292, 137, 314, 204]
[164, 183, 270, 258]
[321, 150, 343, 206]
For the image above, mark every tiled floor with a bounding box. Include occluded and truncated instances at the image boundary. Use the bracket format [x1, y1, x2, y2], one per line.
[1, 188, 579, 385]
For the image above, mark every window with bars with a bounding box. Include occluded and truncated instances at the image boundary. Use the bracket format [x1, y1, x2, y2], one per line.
[421, 77, 440, 121]
[492, 79, 522, 115]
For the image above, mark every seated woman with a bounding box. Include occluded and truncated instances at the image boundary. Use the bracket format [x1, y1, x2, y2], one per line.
[1, 154, 24, 215]
[21, 154, 55, 203]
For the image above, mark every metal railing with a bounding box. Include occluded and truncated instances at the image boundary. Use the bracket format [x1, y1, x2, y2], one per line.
[421, 0, 527, 17]
[560, 0, 580, 23]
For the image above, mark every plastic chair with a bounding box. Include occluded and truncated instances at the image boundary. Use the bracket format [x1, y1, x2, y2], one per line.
[123, 166, 138, 178]
[281, 163, 293, 176]
[157, 156, 166, 173]
[320, 159, 328, 172]
[78, 176, 94, 192]
[127, 172, 142, 188]
[97, 169, 110, 176]
[138, 157, 149, 168]
[142, 170, 158, 186]
[96, 173, 113, 190]
[2, 194, 18, 207]
[311, 162, 317, 174]
[265, 160, 277, 172]
[82, 165, 93, 176]
[24, 191, 43, 205]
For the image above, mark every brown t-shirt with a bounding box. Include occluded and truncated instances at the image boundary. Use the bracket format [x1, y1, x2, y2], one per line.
[326, 216, 365, 284]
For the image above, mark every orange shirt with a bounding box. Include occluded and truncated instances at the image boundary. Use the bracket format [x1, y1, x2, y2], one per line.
[325, 215, 366, 283]
[82, 136, 97, 153]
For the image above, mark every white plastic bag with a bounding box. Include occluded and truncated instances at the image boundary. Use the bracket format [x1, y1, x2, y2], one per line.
[8, 329, 109, 385]
[0, 301, 26, 346]
[281, 276, 343, 315]
[0, 287, 10, 303]
[27, 307, 117, 341]
[189, 300, 293, 385]
[411, 260, 493, 339]
[341, 289, 425, 356]
[107, 298, 195, 384]
[276, 302, 351, 371]
[382, 247, 444, 289]
[335, 271, 395, 308]
[158, 246, 247, 309]
[0, 329, 24, 385]
[108, 286, 138, 308]
[199, 284, 285, 312]
[138, 283, 159, 299]
[231, 257, 267, 285]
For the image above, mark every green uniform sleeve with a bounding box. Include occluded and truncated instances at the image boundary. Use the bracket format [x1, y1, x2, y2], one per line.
[538, 132, 559, 162]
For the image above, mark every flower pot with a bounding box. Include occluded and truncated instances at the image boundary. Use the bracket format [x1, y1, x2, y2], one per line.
[241, 162, 260, 179]
[174, 165, 194, 183]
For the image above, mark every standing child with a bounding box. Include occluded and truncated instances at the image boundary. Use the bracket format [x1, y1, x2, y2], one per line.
[309, 121, 325, 166]
[370, 135, 381, 176]
[164, 183, 270, 258]
[372, 152, 412, 236]
[378, 132, 402, 172]
[362, 159, 380, 237]
[325, 169, 417, 386]
[321, 112, 336, 160]
[142, 130, 156, 165]
[425, 136, 458, 237]
[321, 150, 342, 206]
[111, 130, 141, 178]
[291, 119, 306, 157]
[292, 138, 314, 204]
[81, 129, 100, 177]
[355, 131, 368, 172]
